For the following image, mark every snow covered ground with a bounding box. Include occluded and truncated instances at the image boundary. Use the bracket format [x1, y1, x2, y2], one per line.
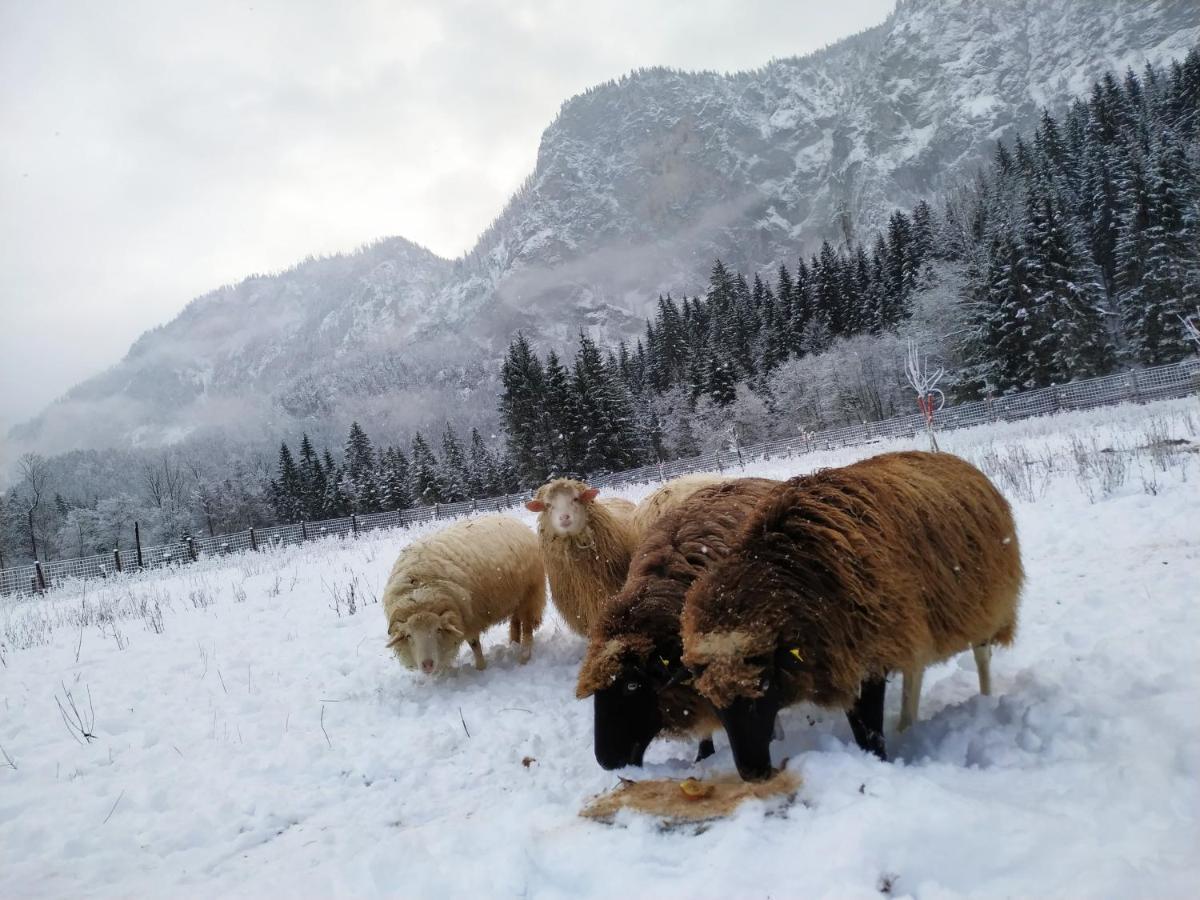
[3, 399, 1199, 898]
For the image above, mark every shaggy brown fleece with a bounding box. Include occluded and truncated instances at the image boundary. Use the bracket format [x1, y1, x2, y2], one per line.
[682, 451, 1024, 710]
[534, 479, 639, 636]
[581, 770, 800, 823]
[576, 479, 779, 742]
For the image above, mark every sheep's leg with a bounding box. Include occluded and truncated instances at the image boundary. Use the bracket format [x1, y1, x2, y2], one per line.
[517, 619, 533, 664]
[468, 638, 487, 671]
[508, 615, 521, 644]
[846, 676, 887, 760]
[514, 584, 542, 665]
[898, 666, 924, 732]
[695, 736, 715, 762]
[973, 642, 992, 696]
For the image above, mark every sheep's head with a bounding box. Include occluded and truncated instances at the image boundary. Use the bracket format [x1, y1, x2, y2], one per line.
[578, 636, 691, 770]
[387, 599, 466, 675]
[683, 630, 808, 782]
[525, 479, 599, 537]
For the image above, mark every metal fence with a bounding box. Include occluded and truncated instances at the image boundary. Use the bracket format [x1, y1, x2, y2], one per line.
[3, 359, 1197, 599]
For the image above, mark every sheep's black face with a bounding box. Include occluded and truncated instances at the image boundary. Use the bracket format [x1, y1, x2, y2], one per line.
[712, 656, 787, 782]
[593, 666, 663, 770]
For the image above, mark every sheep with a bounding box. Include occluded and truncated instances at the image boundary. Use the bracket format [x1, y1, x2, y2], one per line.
[383, 514, 546, 674]
[576, 478, 780, 770]
[525, 478, 638, 636]
[629, 473, 727, 536]
[681, 450, 1024, 780]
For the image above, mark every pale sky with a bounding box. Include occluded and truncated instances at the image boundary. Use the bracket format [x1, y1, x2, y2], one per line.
[0, 0, 895, 437]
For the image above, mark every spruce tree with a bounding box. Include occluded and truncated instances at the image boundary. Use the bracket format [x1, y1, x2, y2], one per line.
[540, 349, 578, 475]
[270, 443, 301, 521]
[439, 423, 470, 502]
[343, 422, 378, 513]
[1038, 198, 1114, 379]
[379, 448, 413, 511]
[571, 331, 642, 474]
[988, 234, 1040, 393]
[322, 450, 349, 517]
[296, 434, 326, 520]
[704, 353, 738, 407]
[467, 428, 501, 498]
[813, 243, 842, 337]
[499, 332, 548, 485]
[1126, 132, 1198, 363]
[410, 432, 444, 506]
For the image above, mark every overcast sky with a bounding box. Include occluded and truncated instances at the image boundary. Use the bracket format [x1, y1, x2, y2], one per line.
[0, 0, 894, 438]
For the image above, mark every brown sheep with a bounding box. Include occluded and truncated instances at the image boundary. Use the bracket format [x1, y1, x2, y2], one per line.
[526, 478, 638, 636]
[681, 451, 1023, 780]
[576, 478, 779, 770]
[629, 473, 726, 536]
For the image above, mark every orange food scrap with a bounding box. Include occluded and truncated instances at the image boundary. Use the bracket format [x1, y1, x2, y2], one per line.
[679, 778, 714, 800]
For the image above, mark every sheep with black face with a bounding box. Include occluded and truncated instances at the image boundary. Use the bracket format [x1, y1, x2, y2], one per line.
[576, 478, 779, 770]
[681, 451, 1024, 781]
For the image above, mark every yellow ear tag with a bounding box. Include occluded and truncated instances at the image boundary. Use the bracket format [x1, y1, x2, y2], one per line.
[789, 647, 804, 662]
[660, 657, 672, 668]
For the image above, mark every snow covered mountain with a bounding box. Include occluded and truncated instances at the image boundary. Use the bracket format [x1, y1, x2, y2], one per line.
[17, 0, 1200, 453]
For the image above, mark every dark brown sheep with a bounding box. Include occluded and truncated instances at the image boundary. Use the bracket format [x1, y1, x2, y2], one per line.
[576, 478, 779, 770]
[681, 451, 1024, 780]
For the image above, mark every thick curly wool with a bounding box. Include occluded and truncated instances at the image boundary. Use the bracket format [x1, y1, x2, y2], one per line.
[629, 474, 726, 537]
[533, 478, 638, 636]
[682, 451, 1024, 711]
[576, 478, 779, 737]
[383, 515, 546, 666]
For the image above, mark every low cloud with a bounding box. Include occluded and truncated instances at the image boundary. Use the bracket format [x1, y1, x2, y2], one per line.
[0, 0, 894, 438]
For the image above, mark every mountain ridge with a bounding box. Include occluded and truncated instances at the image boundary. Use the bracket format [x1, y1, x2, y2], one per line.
[14, 0, 1200, 454]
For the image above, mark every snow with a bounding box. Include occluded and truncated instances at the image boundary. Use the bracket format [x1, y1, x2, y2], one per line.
[3, 399, 1199, 897]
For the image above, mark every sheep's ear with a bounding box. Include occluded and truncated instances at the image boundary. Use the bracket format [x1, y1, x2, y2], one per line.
[775, 646, 805, 670]
[438, 613, 464, 638]
[525, 499, 545, 512]
[579, 487, 599, 504]
[386, 632, 406, 649]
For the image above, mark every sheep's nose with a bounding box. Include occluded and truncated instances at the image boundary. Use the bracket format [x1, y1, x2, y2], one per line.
[558, 515, 572, 527]
[420, 659, 435, 674]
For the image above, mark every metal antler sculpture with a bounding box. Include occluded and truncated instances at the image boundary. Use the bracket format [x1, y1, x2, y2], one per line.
[905, 340, 945, 452]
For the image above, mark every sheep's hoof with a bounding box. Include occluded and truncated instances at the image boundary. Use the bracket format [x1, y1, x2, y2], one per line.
[474, 658, 488, 671]
[518, 649, 532, 665]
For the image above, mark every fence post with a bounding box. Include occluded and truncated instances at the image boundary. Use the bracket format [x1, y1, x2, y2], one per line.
[113, 548, 122, 573]
[34, 560, 47, 593]
[249, 527, 258, 552]
[434, 503, 440, 520]
[471, 498, 478, 513]
[1129, 370, 1141, 403]
[351, 514, 358, 537]
[134, 521, 144, 569]
[186, 536, 197, 562]
[301, 521, 308, 542]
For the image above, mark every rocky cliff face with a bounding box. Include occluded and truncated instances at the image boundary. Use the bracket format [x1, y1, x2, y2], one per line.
[17, 0, 1199, 453]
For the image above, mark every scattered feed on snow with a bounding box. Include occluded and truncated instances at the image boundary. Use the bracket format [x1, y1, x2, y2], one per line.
[581, 770, 800, 824]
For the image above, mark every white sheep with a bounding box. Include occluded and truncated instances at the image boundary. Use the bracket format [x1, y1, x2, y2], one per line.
[630, 473, 726, 536]
[525, 478, 638, 636]
[383, 515, 546, 674]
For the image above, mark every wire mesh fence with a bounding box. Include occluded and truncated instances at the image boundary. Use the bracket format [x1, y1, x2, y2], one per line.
[3, 358, 1197, 599]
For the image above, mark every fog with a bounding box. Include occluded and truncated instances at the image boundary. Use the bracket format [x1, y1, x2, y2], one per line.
[0, 0, 895, 444]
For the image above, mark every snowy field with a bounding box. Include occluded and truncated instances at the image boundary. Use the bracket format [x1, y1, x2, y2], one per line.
[2, 399, 1199, 898]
